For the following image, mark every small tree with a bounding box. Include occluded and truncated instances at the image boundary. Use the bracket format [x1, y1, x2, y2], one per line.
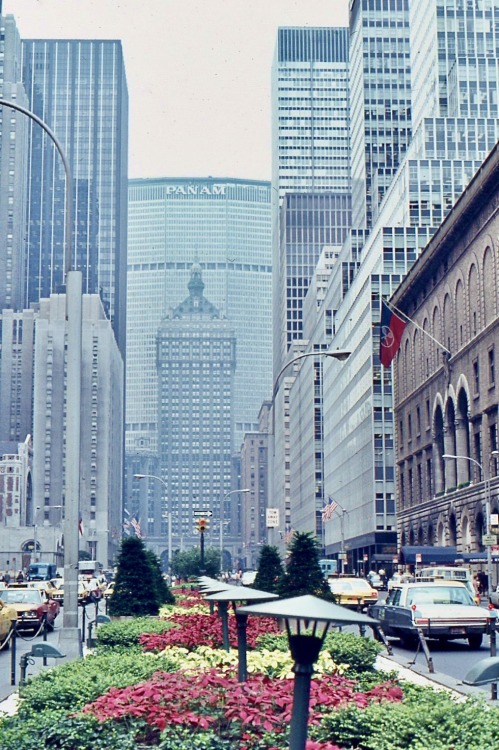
[145, 549, 175, 606]
[277, 531, 334, 601]
[252, 545, 284, 593]
[108, 536, 159, 616]
[171, 547, 220, 579]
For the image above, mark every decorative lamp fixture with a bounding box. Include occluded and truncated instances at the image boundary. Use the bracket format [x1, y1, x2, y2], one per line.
[204, 585, 278, 678]
[238, 595, 378, 750]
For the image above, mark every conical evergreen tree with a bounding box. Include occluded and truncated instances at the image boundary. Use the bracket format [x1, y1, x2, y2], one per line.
[108, 536, 159, 616]
[145, 549, 175, 606]
[252, 545, 284, 593]
[277, 531, 334, 601]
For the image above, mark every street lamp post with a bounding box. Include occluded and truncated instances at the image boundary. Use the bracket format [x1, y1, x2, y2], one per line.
[0, 99, 82, 660]
[442, 452, 499, 599]
[220, 489, 250, 574]
[332, 503, 348, 574]
[134, 474, 172, 568]
[270, 350, 351, 548]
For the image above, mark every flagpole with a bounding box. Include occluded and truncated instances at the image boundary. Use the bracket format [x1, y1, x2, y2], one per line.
[383, 299, 451, 355]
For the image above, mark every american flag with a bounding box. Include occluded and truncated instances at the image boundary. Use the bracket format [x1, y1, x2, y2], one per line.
[78, 514, 84, 536]
[130, 516, 142, 539]
[321, 497, 338, 523]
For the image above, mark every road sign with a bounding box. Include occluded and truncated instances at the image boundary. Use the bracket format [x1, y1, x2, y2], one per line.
[266, 508, 280, 528]
[482, 533, 497, 546]
[193, 510, 213, 517]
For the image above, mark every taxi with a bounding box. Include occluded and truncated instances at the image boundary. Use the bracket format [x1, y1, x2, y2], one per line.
[0, 584, 60, 632]
[328, 576, 378, 609]
[0, 598, 17, 647]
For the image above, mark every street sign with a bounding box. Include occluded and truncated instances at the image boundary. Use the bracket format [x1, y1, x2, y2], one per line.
[482, 533, 497, 546]
[266, 508, 280, 528]
[193, 510, 213, 517]
[415, 553, 422, 563]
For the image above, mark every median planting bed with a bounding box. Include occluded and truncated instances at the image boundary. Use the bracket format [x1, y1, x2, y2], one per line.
[0, 587, 498, 749]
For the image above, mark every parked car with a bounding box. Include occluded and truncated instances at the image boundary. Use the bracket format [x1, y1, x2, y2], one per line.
[328, 577, 378, 609]
[0, 599, 17, 647]
[415, 566, 478, 603]
[368, 581, 495, 649]
[489, 585, 499, 609]
[103, 581, 115, 599]
[0, 585, 60, 632]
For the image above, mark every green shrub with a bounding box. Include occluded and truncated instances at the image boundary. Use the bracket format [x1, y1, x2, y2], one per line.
[0, 709, 140, 750]
[94, 615, 173, 650]
[255, 632, 288, 652]
[159, 726, 232, 749]
[324, 629, 382, 674]
[16, 650, 176, 715]
[312, 688, 499, 750]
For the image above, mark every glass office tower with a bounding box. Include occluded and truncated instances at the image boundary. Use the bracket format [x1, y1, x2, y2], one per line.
[271, 27, 350, 373]
[21, 40, 129, 353]
[126, 178, 272, 458]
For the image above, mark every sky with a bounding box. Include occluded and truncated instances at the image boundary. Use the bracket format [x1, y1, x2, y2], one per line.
[3, 0, 349, 180]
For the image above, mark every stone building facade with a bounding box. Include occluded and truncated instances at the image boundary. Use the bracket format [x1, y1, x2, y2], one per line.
[391, 144, 499, 577]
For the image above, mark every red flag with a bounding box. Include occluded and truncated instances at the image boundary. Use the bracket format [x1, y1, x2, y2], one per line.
[379, 300, 406, 367]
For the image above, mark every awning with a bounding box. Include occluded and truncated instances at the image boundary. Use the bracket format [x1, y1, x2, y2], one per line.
[457, 551, 499, 563]
[372, 553, 398, 562]
[400, 545, 458, 564]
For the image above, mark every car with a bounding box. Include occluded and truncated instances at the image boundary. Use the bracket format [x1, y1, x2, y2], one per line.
[328, 577, 378, 608]
[0, 599, 17, 647]
[103, 581, 115, 599]
[367, 572, 385, 590]
[0, 585, 60, 632]
[387, 572, 414, 591]
[50, 579, 93, 607]
[368, 581, 496, 649]
[24, 580, 60, 599]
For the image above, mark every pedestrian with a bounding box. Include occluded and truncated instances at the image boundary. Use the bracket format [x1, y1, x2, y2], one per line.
[472, 574, 481, 597]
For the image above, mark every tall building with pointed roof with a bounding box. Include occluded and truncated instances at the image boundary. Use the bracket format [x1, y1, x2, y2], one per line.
[153, 264, 236, 554]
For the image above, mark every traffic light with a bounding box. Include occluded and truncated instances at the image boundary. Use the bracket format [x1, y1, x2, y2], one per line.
[196, 518, 209, 534]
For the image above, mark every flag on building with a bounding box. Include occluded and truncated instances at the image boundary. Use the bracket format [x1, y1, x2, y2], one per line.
[379, 300, 406, 367]
[321, 496, 338, 522]
[78, 514, 84, 537]
[130, 516, 142, 539]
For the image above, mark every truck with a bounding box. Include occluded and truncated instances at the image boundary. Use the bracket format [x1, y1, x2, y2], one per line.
[26, 562, 58, 581]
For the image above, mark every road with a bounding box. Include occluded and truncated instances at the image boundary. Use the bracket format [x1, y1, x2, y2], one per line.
[371, 590, 495, 694]
[0, 599, 105, 704]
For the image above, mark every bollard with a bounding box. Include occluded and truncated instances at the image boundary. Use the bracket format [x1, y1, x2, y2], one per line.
[10, 623, 16, 686]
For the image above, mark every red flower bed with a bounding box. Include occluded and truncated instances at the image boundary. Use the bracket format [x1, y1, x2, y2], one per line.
[139, 612, 280, 651]
[81, 668, 403, 748]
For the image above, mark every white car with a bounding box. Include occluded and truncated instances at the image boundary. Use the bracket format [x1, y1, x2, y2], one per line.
[241, 570, 257, 585]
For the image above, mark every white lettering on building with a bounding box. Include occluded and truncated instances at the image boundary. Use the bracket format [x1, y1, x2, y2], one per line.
[165, 184, 227, 196]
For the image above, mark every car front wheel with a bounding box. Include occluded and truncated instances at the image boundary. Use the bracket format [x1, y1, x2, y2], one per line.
[468, 634, 483, 649]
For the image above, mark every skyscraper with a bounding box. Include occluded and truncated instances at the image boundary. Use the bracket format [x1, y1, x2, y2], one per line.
[0, 11, 29, 312]
[155, 264, 236, 553]
[126, 177, 272, 459]
[271, 27, 351, 373]
[21, 39, 128, 353]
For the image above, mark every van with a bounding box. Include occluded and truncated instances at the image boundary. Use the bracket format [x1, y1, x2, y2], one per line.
[415, 566, 477, 603]
[26, 562, 58, 581]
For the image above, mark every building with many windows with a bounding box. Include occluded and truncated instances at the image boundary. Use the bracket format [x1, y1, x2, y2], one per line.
[392, 142, 499, 582]
[148, 264, 236, 558]
[0, 11, 28, 312]
[277, 0, 499, 573]
[21, 39, 128, 354]
[126, 177, 272, 463]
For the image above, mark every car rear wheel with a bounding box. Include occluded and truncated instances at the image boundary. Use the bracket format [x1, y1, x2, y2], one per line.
[468, 634, 483, 649]
[399, 631, 418, 649]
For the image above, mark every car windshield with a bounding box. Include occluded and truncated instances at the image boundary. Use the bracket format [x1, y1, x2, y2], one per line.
[332, 579, 371, 592]
[0, 590, 41, 605]
[406, 586, 474, 606]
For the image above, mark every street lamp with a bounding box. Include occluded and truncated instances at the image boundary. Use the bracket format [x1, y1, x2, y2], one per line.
[238, 595, 377, 750]
[220, 489, 250, 573]
[270, 349, 351, 548]
[442, 452, 499, 599]
[0, 99, 82, 659]
[331, 502, 348, 574]
[134, 474, 172, 568]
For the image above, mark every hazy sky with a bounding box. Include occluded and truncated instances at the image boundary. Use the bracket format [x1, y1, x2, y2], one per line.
[3, 0, 349, 180]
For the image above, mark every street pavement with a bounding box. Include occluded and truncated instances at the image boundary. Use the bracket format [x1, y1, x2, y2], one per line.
[0, 600, 103, 709]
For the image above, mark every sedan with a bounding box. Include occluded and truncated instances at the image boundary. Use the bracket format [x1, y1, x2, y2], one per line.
[328, 577, 378, 609]
[368, 581, 495, 649]
[0, 587, 60, 632]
